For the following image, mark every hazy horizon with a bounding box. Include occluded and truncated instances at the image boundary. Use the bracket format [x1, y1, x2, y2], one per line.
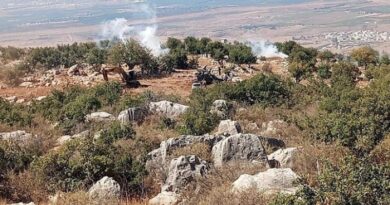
[1, 0, 390, 54]
[0, 0, 310, 33]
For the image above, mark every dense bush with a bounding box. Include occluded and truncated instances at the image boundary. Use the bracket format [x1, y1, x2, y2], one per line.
[225, 74, 291, 106]
[0, 141, 42, 175]
[31, 124, 145, 194]
[24, 42, 102, 69]
[33, 82, 122, 133]
[179, 74, 290, 135]
[97, 121, 135, 144]
[316, 63, 331, 79]
[0, 46, 25, 62]
[274, 156, 390, 205]
[0, 99, 32, 126]
[226, 42, 256, 65]
[350, 46, 379, 67]
[310, 64, 390, 153]
[179, 88, 221, 135]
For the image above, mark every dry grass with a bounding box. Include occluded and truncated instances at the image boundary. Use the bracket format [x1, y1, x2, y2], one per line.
[192, 186, 271, 205]
[134, 115, 180, 145]
[48, 191, 149, 205]
[6, 171, 48, 203]
[182, 163, 268, 205]
[290, 140, 350, 187]
[0, 66, 24, 87]
[54, 191, 91, 205]
[170, 142, 212, 162]
[235, 106, 276, 126]
[370, 134, 390, 165]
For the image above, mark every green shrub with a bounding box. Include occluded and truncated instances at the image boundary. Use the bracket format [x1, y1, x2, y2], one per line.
[180, 109, 219, 135]
[31, 135, 146, 194]
[0, 141, 36, 175]
[97, 121, 135, 144]
[0, 46, 25, 62]
[272, 156, 390, 205]
[317, 156, 390, 204]
[226, 43, 256, 65]
[317, 64, 331, 79]
[311, 64, 390, 153]
[91, 81, 122, 106]
[226, 74, 290, 106]
[33, 82, 123, 133]
[0, 99, 32, 126]
[178, 88, 221, 135]
[63, 94, 101, 122]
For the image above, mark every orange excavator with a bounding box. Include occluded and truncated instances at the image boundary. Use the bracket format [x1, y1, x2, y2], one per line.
[101, 66, 141, 88]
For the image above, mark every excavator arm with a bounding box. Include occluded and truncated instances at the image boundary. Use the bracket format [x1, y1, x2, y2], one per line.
[101, 66, 140, 88]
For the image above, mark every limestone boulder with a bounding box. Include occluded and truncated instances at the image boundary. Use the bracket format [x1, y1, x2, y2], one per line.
[210, 100, 229, 118]
[149, 191, 179, 205]
[67, 64, 80, 76]
[268, 147, 298, 168]
[146, 134, 224, 172]
[232, 168, 299, 194]
[19, 82, 34, 88]
[56, 130, 90, 146]
[0, 130, 32, 142]
[149, 101, 189, 118]
[85, 112, 115, 122]
[35, 96, 47, 101]
[217, 120, 242, 135]
[117, 107, 147, 124]
[162, 155, 209, 192]
[4, 96, 17, 103]
[212, 134, 268, 167]
[88, 176, 120, 202]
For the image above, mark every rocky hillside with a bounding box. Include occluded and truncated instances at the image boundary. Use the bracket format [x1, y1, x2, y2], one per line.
[0, 39, 389, 205]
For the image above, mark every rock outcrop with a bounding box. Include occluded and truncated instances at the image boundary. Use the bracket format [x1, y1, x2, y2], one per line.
[262, 137, 286, 153]
[67, 64, 80, 76]
[150, 155, 208, 205]
[85, 112, 115, 122]
[88, 176, 120, 202]
[212, 134, 268, 167]
[146, 134, 224, 171]
[35, 96, 47, 101]
[268, 147, 298, 168]
[261, 120, 288, 136]
[149, 191, 179, 205]
[19, 82, 34, 88]
[217, 120, 242, 135]
[4, 96, 17, 103]
[210, 100, 229, 118]
[117, 107, 147, 124]
[56, 130, 90, 146]
[163, 155, 208, 192]
[149, 101, 189, 118]
[0, 130, 33, 142]
[232, 168, 299, 194]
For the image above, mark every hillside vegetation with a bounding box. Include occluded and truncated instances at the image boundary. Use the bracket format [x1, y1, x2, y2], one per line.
[0, 38, 389, 205]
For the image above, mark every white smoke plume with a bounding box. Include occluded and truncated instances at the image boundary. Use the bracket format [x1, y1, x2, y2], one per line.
[139, 26, 168, 56]
[101, 18, 134, 40]
[100, 2, 167, 56]
[247, 41, 287, 58]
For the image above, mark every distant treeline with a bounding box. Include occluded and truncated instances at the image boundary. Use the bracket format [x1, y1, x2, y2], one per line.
[0, 37, 257, 75]
[1, 37, 389, 82]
